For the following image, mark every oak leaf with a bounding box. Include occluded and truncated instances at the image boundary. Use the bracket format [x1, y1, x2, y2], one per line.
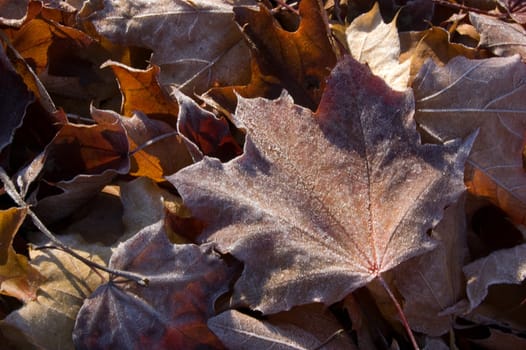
[413, 55, 526, 224]
[170, 56, 474, 314]
[73, 220, 238, 349]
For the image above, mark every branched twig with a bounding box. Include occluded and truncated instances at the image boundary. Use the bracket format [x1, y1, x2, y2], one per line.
[129, 130, 179, 156]
[272, 0, 300, 15]
[432, 0, 508, 19]
[0, 167, 149, 286]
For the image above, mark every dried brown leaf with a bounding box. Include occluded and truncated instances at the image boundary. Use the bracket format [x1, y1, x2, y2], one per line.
[0, 247, 44, 302]
[91, 107, 192, 182]
[42, 117, 129, 182]
[32, 114, 129, 223]
[463, 243, 526, 311]
[170, 56, 473, 314]
[209, 304, 356, 350]
[73, 220, 238, 349]
[174, 89, 242, 162]
[394, 197, 468, 336]
[345, 2, 410, 91]
[206, 0, 337, 112]
[0, 206, 43, 302]
[86, 0, 257, 94]
[470, 13, 526, 60]
[0, 233, 111, 349]
[0, 207, 27, 265]
[399, 26, 483, 84]
[413, 55, 526, 224]
[103, 60, 179, 127]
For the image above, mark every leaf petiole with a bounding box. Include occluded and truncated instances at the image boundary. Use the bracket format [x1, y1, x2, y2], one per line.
[378, 274, 420, 350]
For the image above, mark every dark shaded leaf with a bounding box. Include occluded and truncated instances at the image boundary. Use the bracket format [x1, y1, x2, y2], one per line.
[175, 90, 242, 162]
[73, 220, 238, 349]
[209, 304, 356, 350]
[0, 44, 34, 153]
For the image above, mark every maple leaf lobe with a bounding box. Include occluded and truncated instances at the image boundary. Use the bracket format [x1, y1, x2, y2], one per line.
[170, 56, 474, 314]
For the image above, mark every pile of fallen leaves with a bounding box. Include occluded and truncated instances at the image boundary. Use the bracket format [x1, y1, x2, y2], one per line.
[1, 0, 526, 349]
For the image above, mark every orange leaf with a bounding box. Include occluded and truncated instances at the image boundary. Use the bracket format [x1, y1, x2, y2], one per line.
[206, 0, 337, 112]
[104, 61, 179, 127]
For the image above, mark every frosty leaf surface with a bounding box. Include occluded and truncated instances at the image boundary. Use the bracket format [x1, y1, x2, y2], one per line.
[170, 56, 473, 314]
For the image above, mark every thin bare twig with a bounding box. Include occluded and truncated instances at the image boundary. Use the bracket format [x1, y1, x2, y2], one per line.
[432, 0, 508, 19]
[0, 167, 149, 286]
[272, 0, 300, 15]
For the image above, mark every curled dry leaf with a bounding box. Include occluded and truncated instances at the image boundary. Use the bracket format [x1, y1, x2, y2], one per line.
[208, 304, 356, 350]
[174, 89, 242, 162]
[170, 56, 474, 314]
[33, 114, 129, 223]
[413, 55, 526, 224]
[0, 43, 35, 153]
[463, 243, 526, 311]
[0, 207, 28, 264]
[6, 18, 93, 75]
[73, 220, 239, 349]
[91, 107, 192, 182]
[0, 233, 111, 349]
[86, 0, 257, 94]
[103, 60, 179, 127]
[42, 118, 129, 182]
[345, 2, 410, 91]
[0, 206, 44, 302]
[469, 13, 526, 60]
[206, 0, 337, 112]
[399, 26, 483, 83]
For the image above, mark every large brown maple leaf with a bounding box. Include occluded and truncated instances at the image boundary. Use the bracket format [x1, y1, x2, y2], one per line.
[169, 56, 475, 314]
